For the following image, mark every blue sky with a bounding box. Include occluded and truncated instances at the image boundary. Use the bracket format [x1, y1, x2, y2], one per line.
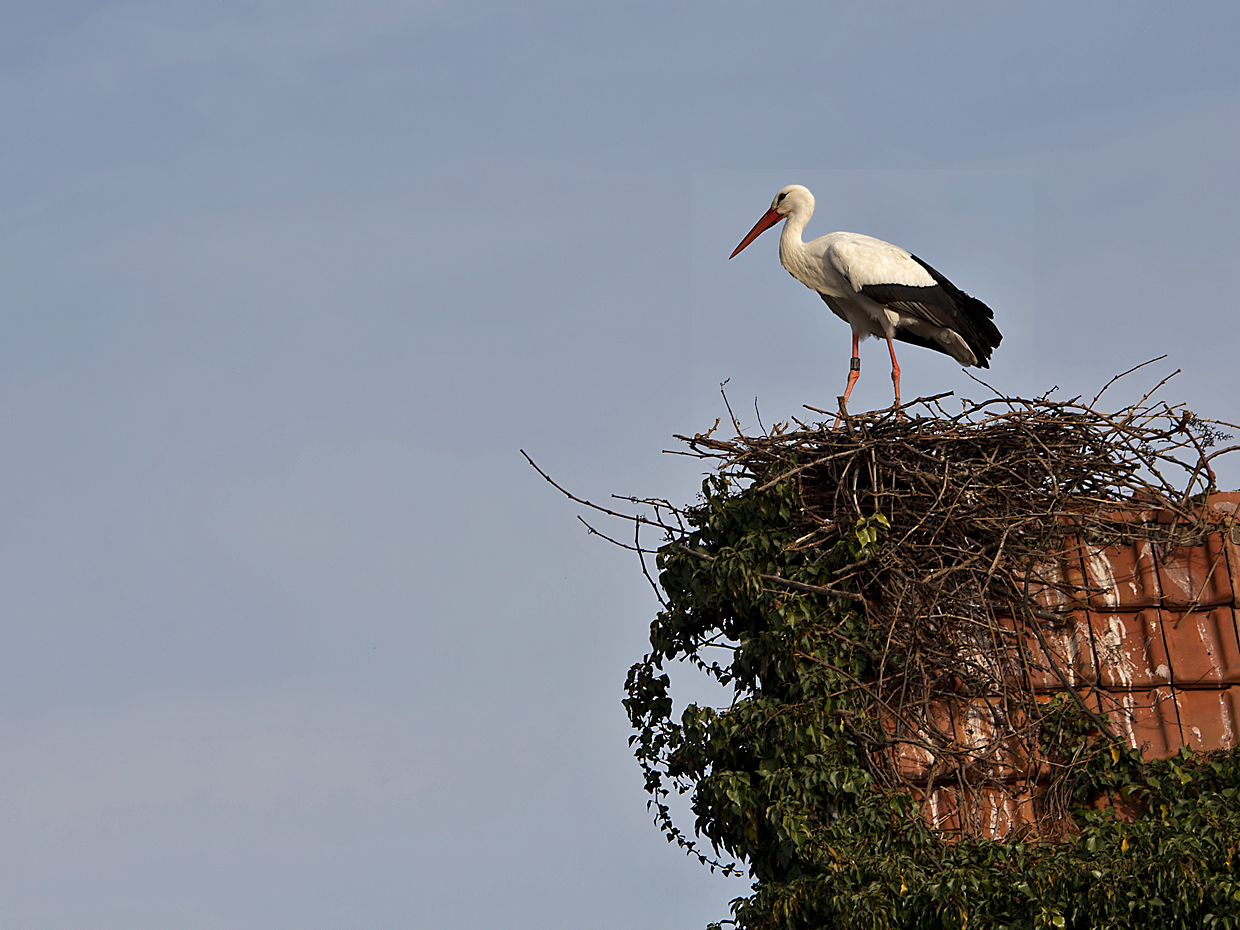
[0, 2, 1237, 928]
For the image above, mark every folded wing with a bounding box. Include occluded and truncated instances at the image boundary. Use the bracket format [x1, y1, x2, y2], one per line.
[826, 236, 1002, 368]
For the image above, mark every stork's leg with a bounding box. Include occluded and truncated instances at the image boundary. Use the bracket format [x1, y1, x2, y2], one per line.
[885, 334, 902, 415]
[833, 333, 862, 428]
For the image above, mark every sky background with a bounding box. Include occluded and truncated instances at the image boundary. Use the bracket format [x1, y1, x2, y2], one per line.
[0, 2, 1238, 928]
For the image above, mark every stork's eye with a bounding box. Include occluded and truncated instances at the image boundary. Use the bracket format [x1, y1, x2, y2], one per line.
[776, 192, 787, 203]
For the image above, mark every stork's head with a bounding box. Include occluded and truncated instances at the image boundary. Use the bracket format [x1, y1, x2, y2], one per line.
[770, 184, 814, 217]
[729, 184, 814, 259]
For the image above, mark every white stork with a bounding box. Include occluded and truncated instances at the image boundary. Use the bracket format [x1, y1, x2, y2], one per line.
[729, 185, 1001, 416]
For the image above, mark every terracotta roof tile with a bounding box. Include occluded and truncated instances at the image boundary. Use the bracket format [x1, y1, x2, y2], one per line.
[1090, 608, 1171, 690]
[913, 784, 1039, 839]
[1168, 686, 1240, 753]
[1082, 538, 1162, 610]
[997, 612, 1097, 691]
[1157, 531, 1232, 609]
[1099, 687, 1180, 758]
[1161, 606, 1240, 687]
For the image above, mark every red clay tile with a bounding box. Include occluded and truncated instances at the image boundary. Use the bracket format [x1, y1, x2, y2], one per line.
[992, 615, 1024, 683]
[1091, 609, 1171, 690]
[1061, 536, 1090, 607]
[1215, 517, 1240, 606]
[1015, 546, 1088, 612]
[1040, 612, 1096, 689]
[886, 697, 1041, 784]
[887, 738, 936, 783]
[914, 784, 1037, 840]
[1100, 688, 1178, 758]
[1221, 529, 1240, 604]
[998, 612, 1096, 691]
[1082, 539, 1162, 610]
[1170, 687, 1240, 753]
[883, 701, 954, 782]
[951, 619, 1022, 688]
[1157, 531, 1233, 609]
[964, 785, 1038, 840]
[951, 697, 1036, 781]
[915, 785, 960, 833]
[1205, 492, 1240, 524]
[1161, 607, 1240, 686]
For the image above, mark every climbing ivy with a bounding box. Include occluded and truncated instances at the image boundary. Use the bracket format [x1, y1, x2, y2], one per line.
[624, 472, 1240, 930]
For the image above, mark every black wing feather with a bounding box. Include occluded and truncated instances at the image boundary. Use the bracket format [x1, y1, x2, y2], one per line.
[858, 256, 1002, 368]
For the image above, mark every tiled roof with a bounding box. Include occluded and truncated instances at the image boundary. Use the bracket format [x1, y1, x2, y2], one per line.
[894, 492, 1240, 840]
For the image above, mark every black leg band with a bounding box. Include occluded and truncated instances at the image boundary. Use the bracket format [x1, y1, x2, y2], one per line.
[850, 357, 861, 371]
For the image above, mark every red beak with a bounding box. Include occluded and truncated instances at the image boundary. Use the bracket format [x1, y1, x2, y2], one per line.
[729, 206, 784, 259]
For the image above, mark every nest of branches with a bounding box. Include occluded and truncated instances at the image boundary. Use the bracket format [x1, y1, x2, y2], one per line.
[662, 381, 1239, 838]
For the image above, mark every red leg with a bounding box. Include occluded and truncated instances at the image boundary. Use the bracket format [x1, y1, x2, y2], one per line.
[834, 333, 861, 428]
[842, 332, 862, 404]
[885, 334, 902, 414]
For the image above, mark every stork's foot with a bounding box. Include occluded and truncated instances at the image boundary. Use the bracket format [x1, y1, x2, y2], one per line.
[890, 381, 903, 419]
[833, 395, 849, 429]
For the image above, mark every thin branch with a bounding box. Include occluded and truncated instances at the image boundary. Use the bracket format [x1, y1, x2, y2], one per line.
[577, 515, 639, 550]
[1091, 355, 1168, 406]
[636, 519, 666, 607]
[520, 450, 680, 532]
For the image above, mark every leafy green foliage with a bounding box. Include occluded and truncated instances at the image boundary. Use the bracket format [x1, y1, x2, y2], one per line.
[624, 473, 1240, 930]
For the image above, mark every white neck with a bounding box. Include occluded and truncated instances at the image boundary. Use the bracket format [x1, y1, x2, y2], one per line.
[778, 201, 814, 272]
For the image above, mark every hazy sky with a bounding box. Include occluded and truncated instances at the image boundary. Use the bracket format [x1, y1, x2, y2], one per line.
[0, 2, 1238, 928]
